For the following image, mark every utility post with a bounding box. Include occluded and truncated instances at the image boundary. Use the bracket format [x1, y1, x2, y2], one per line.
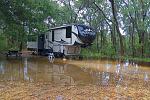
[33, 28, 39, 55]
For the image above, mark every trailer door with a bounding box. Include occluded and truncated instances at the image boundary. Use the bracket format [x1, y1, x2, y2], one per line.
[38, 34, 45, 50]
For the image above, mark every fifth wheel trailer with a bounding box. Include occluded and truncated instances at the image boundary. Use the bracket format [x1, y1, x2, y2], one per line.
[27, 24, 96, 57]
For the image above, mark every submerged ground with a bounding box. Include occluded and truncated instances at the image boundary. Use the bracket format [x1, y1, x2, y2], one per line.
[0, 57, 150, 99]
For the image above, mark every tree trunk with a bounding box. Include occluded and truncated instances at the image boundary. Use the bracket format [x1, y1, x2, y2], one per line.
[131, 24, 135, 57]
[96, 32, 100, 52]
[19, 42, 23, 51]
[109, 0, 124, 56]
[110, 24, 116, 52]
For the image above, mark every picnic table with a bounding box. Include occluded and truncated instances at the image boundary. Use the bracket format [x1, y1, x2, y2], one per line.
[6, 50, 22, 57]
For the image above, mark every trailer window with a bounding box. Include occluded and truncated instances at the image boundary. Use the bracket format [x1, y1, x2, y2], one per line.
[66, 26, 71, 38]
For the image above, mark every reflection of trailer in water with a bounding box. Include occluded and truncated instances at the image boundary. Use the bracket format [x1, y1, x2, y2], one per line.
[27, 24, 96, 57]
[26, 62, 93, 85]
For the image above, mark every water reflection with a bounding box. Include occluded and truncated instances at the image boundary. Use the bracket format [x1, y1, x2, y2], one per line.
[0, 57, 149, 87]
[123, 60, 129, 71]
[144, 72, 149, 82]
[0, 57, 149, 99]
[116, 64, 121, 75]
[105, 63, 111, 72]
[102, 72, 110, 86]
[0, 62, 4, 74]
[73, 59, 150, 90]
[56, 95, 63, 100]
[0, 57, 94, 85]
[48, 53, 55, 63]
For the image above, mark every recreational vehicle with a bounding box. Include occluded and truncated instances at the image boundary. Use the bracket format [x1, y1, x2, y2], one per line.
[27, 24, 96, 57]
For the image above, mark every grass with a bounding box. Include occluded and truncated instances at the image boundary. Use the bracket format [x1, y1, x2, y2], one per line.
[123, 57, 150, 63]
[0, 36, 7, 51]
[80, 50, 150, 63]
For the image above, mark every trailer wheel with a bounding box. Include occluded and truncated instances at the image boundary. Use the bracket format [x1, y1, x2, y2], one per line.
[54, 52, 64, 58]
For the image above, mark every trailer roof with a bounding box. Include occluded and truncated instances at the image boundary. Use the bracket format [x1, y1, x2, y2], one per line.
[50, 24, 92, 30]
[50, 25, 72, 30]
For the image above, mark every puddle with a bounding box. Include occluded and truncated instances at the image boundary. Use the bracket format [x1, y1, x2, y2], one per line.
[0, 57, 150, 99]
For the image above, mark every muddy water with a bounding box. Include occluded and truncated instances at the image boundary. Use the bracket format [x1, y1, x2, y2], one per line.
[0, 57, 150, 99]
[0, 57, 95, 85]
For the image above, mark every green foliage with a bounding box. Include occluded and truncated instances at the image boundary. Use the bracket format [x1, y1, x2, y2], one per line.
[0, 0, 62, 51]
[0, 0, 149, 61]
[0, 36, 7, 51]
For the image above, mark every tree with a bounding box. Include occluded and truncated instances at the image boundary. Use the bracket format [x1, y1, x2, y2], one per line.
[109, 0, 124, 56]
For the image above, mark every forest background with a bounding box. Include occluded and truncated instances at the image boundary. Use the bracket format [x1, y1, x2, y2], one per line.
[0, 0, 150, 62]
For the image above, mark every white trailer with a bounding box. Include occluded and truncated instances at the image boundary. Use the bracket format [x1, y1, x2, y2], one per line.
[27, 24, 96, 57]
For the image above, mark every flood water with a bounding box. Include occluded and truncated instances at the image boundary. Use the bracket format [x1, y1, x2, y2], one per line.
[0, 56, 150, 99]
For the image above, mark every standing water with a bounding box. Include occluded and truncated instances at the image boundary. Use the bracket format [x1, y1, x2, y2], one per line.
[0, 57, 150, 99]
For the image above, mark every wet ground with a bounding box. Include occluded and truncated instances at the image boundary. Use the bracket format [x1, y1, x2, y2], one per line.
[0, 56, 150, 99]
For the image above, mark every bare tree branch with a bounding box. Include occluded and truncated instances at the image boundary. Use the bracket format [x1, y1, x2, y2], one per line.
[93, 2, 113, 23]
[92, 2, 113, 29]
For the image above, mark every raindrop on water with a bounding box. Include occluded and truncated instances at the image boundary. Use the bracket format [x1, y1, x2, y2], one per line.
[56, 95, 63, 100]
[123, 61, 129, 71]
[116, 64, 121, 74]
[144, 72, 149, 81]
[134, 64, 139, 73]
[102, 72, 110, 86]
[105, 64, 111, 72]
[0, 62, 4, 74]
